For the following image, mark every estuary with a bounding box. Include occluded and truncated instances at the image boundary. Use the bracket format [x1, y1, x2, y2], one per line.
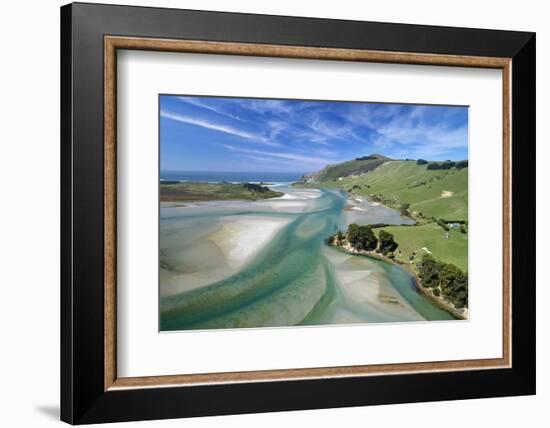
[159, 184, 453, 331]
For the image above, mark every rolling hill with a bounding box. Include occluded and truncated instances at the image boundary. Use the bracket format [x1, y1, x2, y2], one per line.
[302, 153, 391, 182]
[304, 158, 468, 221]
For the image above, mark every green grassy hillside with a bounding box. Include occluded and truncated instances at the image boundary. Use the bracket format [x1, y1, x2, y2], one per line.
[303, 154, 390, 182]
[160, 182, 283, 202]
[381, 224, 468, 271]
[321, 160, 468, 221]
[301, 156, 469, 273]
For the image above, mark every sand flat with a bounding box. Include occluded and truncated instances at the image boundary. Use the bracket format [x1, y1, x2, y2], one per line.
[208, 215, 292, 269]
[160, 214, 291, 297]
[323, 247, 425, 323]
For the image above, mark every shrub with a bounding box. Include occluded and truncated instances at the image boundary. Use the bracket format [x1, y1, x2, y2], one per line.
[417, 159, 428, 165]
[427, 161, 455, 170]
[417, 254, 442, 288]
[347, 223, 378, 251]
[378, 230, 398, 255]
[242, 183, 269, 192]
[455, 160, 468, 169]
[436, 219, 450, 231]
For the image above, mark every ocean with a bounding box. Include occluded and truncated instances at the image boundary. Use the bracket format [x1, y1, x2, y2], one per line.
[160, 170, 304, 184]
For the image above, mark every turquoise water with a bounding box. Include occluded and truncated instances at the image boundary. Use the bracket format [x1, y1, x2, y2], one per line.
[354, 254, 453, 321]
[159, 186, 453, 331]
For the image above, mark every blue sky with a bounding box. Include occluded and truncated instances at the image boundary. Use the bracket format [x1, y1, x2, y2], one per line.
[160, 95, 468, 173]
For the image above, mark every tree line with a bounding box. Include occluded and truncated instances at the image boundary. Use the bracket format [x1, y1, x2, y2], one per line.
[418, 254, 468, 309]
[332, 224, 398, 256]
[417, 159, 468, 170]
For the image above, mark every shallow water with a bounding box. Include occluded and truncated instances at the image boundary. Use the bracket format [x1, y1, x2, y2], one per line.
[159, 185, 453, 331]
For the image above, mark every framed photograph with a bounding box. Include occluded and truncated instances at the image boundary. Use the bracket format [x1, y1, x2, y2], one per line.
[61, 2, 536, 424]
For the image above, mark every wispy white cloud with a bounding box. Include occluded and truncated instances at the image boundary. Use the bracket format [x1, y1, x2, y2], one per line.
[177, 97, 243, 121]
[160, 110, 279, 146]
[238, 154, 278, 163]
[307, 115, 359, 143]
[223, 144, 336, 167]
[293, 129, 331, 145]
[343, 104, 467, 158]
[245, 99, 297, 115]
[312, 148, 341, 158]
[266, 120, 288, 139]
[164, 96, 468, 163]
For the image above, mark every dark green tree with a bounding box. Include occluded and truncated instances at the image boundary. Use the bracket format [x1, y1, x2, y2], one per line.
[242, 183, 269, 192]
[347, 223, 378, 251]
[418, 255, 468, 308]
[439, 264, 468, 308]
[455, 160, 468, 169]
[378, 230, 398, 255]
[427, 161, 455, 170]
[347, 223, 359, 245]
[436, 219, 450, 231]
[417, 254, 441, 288]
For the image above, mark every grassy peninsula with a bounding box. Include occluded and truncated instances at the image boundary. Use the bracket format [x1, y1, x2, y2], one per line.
[160, 181, 283, 202]
[328, 224, 468, 319]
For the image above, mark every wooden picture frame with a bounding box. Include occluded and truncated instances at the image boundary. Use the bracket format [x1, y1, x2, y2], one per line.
[61, 2, 535, 424]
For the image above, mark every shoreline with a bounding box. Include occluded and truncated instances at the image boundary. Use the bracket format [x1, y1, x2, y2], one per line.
[295, 182, 422, 223]
[160, 193, 283, 203]
[328, 240, 467, 320]
[339, 191, 468, 318]
[346, 190, 422, 223]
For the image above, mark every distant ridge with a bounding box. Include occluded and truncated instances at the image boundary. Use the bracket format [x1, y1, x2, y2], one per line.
[302, 153, 391, 182]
